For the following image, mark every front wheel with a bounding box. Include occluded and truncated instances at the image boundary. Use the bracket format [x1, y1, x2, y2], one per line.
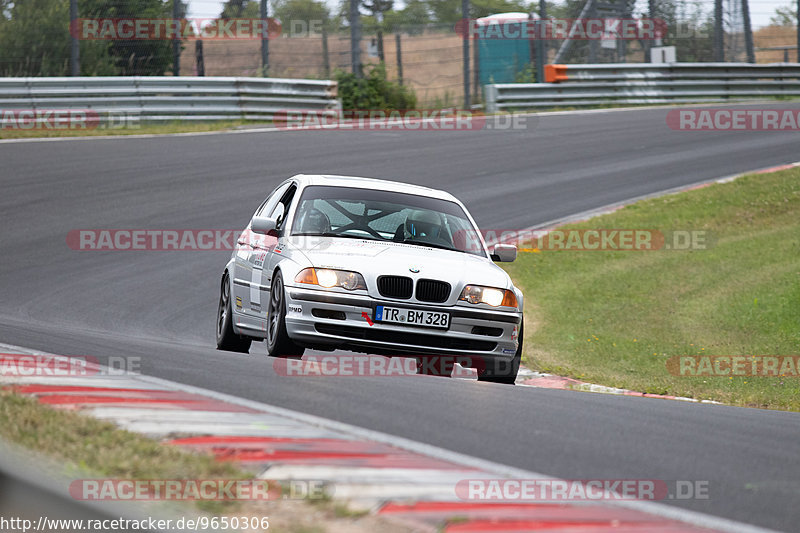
[478, 319, 522, 385]
[266, 272, 304, 358]
[216, 273, 252, 353]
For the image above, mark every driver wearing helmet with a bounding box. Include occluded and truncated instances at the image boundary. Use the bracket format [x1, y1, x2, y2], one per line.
[404, 210, 443, 240]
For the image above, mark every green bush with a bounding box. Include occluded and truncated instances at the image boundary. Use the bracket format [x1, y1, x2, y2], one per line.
[515, 64, 537, 83]
[334, 63, 417, 111]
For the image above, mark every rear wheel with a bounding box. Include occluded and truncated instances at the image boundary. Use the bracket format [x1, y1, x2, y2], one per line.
[266, 272, 305, 358]
[478, 319, 522, 385]
[216, 273, 252, 353]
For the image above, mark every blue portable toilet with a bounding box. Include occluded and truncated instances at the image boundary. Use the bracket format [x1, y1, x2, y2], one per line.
[476, 13, 536, 86]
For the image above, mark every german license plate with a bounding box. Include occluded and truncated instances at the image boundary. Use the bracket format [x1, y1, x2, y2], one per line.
[375, 306, 450, 329]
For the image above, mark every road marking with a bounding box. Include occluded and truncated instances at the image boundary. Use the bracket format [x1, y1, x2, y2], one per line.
[0, 341, 780, 533]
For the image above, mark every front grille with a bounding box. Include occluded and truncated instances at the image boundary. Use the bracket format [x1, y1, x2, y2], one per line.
[377, 276, 413, 299]
[314, 324, 497, 352]
[416, 279, 451, 303]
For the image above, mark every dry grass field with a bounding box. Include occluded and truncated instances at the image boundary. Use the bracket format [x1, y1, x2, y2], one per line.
[754, 25, 797, 62]
[180, 31, 466, 108]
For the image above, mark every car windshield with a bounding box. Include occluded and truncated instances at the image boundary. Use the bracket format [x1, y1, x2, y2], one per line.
[291, 185, 486, 257]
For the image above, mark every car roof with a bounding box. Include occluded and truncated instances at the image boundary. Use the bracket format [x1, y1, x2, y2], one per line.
[289, 174, 460, 203]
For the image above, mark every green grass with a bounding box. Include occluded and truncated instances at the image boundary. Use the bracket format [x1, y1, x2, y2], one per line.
[0, 390, 245, 514]
[0, 120, 269, 139]
[503, 167, 800, 411]
[0, 391, 406, 532]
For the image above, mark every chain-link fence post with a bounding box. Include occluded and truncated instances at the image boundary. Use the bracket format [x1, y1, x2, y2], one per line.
[462, 0, 470, 109]
[714, 0, 724, 61]
[322, 25, 331, 78]
[395, 33, 403, 85]
[536, 0, 546, 81]
[195, 40, 205, 76]
[172, 0, 181, 75]
[742, 0, 754, 63]
[261, 0, 269, 75]
[349, 0, 362, 77]
[70, 0, 80, 75]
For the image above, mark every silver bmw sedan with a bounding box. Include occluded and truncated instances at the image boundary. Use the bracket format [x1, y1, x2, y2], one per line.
[216, 174, 523, 384]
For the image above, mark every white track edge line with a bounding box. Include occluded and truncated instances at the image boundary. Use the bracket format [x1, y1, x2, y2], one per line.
[134, 372, 779, 533]
[0, 341, 780, 533]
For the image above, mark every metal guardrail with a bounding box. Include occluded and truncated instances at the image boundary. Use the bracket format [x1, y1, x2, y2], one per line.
[484, 63, 800, 112]
[0, 76, 340, 122]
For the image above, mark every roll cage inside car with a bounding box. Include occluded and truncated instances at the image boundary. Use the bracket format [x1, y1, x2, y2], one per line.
[289, 185, 488, 257]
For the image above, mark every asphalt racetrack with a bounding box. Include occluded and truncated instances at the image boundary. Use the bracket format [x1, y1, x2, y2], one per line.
[2, 103, 799, 531]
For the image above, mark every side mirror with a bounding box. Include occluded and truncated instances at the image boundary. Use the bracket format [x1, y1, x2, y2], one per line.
[251, 215, 278, 235]
[491, 243, 517, 262]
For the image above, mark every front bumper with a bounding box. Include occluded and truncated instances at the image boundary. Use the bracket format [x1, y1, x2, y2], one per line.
[284, 286, 521, 361]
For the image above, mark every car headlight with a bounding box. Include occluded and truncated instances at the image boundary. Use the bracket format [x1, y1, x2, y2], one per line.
[295, 268, 367, 291]
[459, 285, 518, 307]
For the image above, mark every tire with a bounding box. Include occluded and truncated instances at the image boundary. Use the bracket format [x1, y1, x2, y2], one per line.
[266, 272, 305, 358]
[478, 319, 522, 385]
[216, 273, 252, 353]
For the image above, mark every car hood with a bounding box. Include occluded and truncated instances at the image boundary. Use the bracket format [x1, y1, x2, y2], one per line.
[288, 237, 511, 290]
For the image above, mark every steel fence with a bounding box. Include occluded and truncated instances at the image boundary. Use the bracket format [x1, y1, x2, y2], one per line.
[484, 63, 800, 112]
[0, 76, 340, 122]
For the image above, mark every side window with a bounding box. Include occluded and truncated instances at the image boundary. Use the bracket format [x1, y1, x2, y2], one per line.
[271, 185, 297, 233]
[253, 198, 269, 217]
[257, 182, 291, 218]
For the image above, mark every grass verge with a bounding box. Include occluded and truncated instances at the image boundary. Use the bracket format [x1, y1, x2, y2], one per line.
[0, 121, 269, 139]
[502, 166, 800, 411]
[0, 390, 406, 532]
